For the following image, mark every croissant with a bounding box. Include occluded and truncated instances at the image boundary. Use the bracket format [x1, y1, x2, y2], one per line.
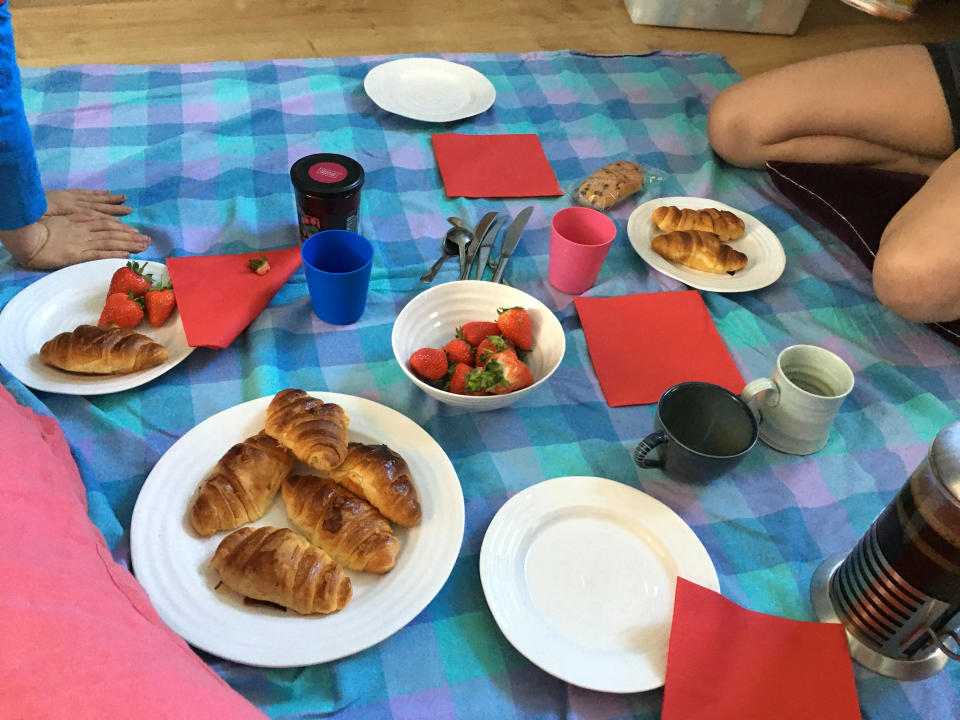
[651, 230, 748, 274]
[211, 525, 352, 615]
[651, 205, 745, 241]
[576, 161, 644, 211]
[190, 432, 295, 537]
[39, 324, 168, 375]
[282, 473, 399, 574]
[329, 443, 422, 527]
[264, 389, 350, 471]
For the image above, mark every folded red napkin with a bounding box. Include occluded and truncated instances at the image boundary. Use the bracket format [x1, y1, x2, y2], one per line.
[431, 133, 563, 198]
[663, 578, 862, 720]
[166, 247, 302, 349]
[573, 291, 744, 406]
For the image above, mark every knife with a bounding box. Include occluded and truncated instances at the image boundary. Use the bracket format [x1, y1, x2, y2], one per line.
[473, 216, 505, 281]
[490, 206, 534, 284]
[461, 211, 498, 280]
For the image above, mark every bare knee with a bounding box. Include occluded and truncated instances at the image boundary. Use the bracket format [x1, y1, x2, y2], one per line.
[706, 85, 768, 169]
[873, 228, 960, 323]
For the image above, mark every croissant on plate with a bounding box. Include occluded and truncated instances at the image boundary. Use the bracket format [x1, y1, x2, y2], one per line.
[190, 432, 295, 537]
[39, 324, 168, 375]
[211, 525, 352, 615]
[264, 389, 350, 472]
[328, 443, 422, 527]
[651, 205, 745, 241]
[282, 473, 399, 574]
[651, 230, 748, 274]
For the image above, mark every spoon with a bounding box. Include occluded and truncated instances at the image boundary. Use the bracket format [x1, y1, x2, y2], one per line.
[449, 225, 474, 278]
[420, 231, 460, 283]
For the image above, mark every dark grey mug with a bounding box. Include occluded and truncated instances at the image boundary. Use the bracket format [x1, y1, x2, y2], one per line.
[633, 382, 758, 482]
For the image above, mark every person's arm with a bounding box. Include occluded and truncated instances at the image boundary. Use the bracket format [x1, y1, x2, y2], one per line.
[0, 1, 149, 270]
[0, 0, 46, 233]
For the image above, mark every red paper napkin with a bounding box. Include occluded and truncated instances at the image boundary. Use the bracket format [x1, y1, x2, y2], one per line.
[431, 133, 563, 198]
[573, 291, 744, 406]
[166, 247, 302, 349]
[663, 578, 862, 720]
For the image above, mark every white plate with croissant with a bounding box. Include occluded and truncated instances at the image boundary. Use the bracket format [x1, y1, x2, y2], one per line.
[0, 259, 193, 395]
[627, 196, 786, 293]
[479, 476, 718, 693]
[130, 390, 464, 667]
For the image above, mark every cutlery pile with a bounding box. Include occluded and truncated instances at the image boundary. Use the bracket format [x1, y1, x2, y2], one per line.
[422, 206, 534, 284]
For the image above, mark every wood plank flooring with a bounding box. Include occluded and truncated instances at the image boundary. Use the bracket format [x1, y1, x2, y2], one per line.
[10, 0, 960, 77]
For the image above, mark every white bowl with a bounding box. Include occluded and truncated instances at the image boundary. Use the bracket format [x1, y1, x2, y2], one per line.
[392, 280, 566, 410]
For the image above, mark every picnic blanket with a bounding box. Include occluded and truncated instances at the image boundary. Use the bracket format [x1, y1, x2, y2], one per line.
[2, 49, 958, 719]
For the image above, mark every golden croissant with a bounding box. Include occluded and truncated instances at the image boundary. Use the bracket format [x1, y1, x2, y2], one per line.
[211, 525, 352, 615]
[651, 205, 745, 241]
[190, 432, 295, 537]
[329, 442, 422, 527]
[39, 324, 168, 375]
[264, 389, 350, 471]
[282, 473, 399, 574]
[651, 230, 748, 274]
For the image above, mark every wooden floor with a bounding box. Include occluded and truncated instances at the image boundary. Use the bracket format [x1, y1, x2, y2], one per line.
[11, 0, 960, 78]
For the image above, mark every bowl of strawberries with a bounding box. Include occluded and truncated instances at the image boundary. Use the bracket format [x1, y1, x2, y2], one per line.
[391, 280, 566, 410]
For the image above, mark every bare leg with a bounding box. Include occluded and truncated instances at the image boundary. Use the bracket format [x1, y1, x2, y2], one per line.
[873, 148, 960, 322]
[707, 45, 955, 175]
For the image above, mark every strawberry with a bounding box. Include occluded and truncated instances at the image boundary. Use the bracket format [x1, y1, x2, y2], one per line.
[475, 334, 514, 367]
[448, 362, 473, 394]
[443, 338, 474, 366]
[249, 253, 270, 275]
[457, 320, 500, 348]
[470, 350, 533, 395]
[409, 347, 449, 380]
[145, 281, 176, 327]
[497, 307, 532, 351]
[98, 291, 145, 329]
[107, 261, 153, 298]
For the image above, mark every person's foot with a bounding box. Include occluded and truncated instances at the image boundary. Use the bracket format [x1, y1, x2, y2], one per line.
[44, 189, 132, 217]
[0, 214, 150, 270]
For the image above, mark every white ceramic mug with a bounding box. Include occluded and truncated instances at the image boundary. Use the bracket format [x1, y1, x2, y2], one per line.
[740, 344, 854, 455]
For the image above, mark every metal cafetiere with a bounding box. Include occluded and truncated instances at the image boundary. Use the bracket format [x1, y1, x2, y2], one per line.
[811, 420, 960, 680]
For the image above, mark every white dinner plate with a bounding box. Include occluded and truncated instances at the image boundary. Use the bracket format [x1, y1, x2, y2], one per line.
[130, 391, 465, 667]
[479, 476, 719, 693]
[627, 196, 786, 293]
[0, 259, 193, 395]
[364, 57, 496, 122]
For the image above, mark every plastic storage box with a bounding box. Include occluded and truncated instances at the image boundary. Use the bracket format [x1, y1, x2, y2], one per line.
[624, 0, 812, 35]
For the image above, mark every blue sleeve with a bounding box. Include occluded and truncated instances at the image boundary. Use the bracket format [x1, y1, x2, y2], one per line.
[0, 2, 46, 231]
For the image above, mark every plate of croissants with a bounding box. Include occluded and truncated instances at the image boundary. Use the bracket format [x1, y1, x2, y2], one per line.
[130, 388, 464, 667]
[627, 196, 786, 293]
[0, 258, 193, 395]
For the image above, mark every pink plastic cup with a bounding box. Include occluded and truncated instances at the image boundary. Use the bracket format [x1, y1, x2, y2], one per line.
[548, 206, 617, 294]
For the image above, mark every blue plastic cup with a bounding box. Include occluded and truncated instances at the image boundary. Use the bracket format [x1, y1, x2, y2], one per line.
[301, 230, 373, 325]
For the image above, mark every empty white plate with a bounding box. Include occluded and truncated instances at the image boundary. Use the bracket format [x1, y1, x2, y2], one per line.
[628, 196, 786, 293]
[364, 57, 496, 123]
[479, 476, 719, 693]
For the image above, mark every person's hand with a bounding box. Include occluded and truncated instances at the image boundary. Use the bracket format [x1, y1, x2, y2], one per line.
[44, 189, 132, 217]
[0, 214, 150, 270]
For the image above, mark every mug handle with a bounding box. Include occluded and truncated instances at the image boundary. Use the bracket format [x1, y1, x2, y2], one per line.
[741, 378, 780, 422]
[633, 431, 665, 468]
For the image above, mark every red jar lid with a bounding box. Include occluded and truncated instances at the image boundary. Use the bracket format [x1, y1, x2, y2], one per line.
[290, 153, 365, 198]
